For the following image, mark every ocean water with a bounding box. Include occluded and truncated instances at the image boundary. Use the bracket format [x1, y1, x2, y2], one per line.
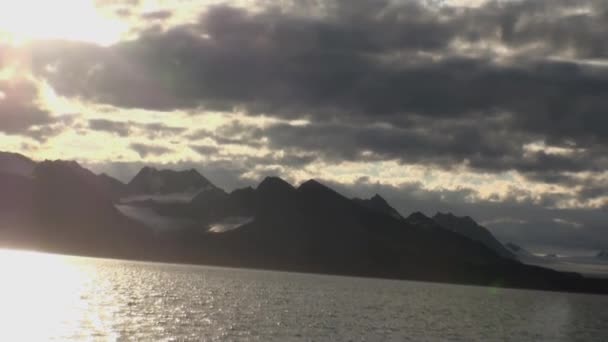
[0, 249, 607, 341]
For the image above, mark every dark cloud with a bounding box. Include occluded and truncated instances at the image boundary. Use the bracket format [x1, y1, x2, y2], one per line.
[190, 144, 219, 156]
[29, 0, 608, 147]
[89, 119, 131, 137]
[141, 10, 172, 21]
[0, 78, 70, 141]
[25, 115, 77, 142]
[188, 121, 266, 148]
[88, 118, 186, 138]
[130, 143, 173, 158]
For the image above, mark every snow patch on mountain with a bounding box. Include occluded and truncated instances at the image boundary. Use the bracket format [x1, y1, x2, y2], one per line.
[208, 217, 254, 233]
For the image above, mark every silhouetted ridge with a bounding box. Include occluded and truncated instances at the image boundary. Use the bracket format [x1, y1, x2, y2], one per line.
[3, 149, 608, 296]
[371, 194, 388, 205]
[405, 211, 442, 230]
[97, 173, 128, 200]
[433, 212, 515, 259]
[354, 194, 404, 220]
[192, 186, 228, 203]
[298, 179, 327, 191]
[257, 176, 294, 192]
[297, 179, 346, 200]
[506, 242, 522, 252]
[34, 160, 119, 214]
[231, 186, 255, 197]
[252, 177, 298, 213]
[0, 151, 36, 177]
[406, 211, 429, 222]
[128, 167, 215, 195]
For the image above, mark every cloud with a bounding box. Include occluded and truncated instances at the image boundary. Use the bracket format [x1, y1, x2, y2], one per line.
[88, 118, 186, 138]
[0, 77, 71, 141]
[89, 118, 131, 136]
[28, 1, 608, 150]
[130, 142, 172, 157]
[190, 144, 219, 156]
[141, 10, 172, 21]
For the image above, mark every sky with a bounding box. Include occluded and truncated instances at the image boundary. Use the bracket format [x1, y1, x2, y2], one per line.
[0, 0, 607, 254]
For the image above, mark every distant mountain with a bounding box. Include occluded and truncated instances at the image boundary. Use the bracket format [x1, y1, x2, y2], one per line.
[1, 151, 608, 295]
[0, 171, 35, 230]
[0, 152, 36, 177]
[433, 213, 515, 259]
[353, 194, 403, 220]
[126, 167, 219, 202]
[184, 177, 513, 277]
[405, 212, 444, 231]
[97, 173, 129, 200]
[505, 242, 533, 256]
[504, 242, 548, 265]
[597, 250, 608, 259]
[0, 159, 152, 258]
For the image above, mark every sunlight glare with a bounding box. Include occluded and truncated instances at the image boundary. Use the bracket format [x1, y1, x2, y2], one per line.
[0, 0, 127, 46]
[0, 249, 113, 340]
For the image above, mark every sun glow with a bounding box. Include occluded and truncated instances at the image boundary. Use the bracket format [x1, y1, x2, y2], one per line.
[0, 0, 127, 46]
[0, 249, 118, 340]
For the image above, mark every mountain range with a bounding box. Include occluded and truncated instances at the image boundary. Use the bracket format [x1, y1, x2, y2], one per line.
[1, 151, 607, 294]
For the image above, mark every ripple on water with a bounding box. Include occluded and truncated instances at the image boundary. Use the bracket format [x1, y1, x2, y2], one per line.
[0, 250, 608, 341]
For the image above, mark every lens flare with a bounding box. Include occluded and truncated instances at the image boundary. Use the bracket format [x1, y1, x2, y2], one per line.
[0, 0, 127, 46]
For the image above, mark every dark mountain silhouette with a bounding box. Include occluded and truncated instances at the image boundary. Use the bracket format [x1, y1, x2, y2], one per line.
[98, 173, 129, 200]
[0, 151, 36, 177]
[1, 152, 607, 295]
[505, 242, 537, 258]
[433, 212, 516, 259]
[353, 194, 404, 220]
[127, 167, 217, 195]
[597, 250, 608, 259]
[0, 159, 153, 258]
[0, 172, 35, 231]
[506, 242, 523, 252]
[159, 176, 607, 293]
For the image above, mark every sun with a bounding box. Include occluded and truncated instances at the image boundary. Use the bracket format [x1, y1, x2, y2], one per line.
[0, 0, 128, 46]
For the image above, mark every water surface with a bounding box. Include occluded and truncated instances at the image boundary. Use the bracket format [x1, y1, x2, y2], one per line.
[1, 249, 607, 341]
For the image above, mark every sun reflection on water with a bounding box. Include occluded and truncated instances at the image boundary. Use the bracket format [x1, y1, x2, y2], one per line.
[0, 249, 116, 341]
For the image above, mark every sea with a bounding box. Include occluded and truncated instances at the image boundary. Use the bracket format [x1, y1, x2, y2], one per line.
[0, 248, 607, 341]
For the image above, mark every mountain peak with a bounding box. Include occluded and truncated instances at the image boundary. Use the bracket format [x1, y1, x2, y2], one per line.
[298, 179, 331, 192]
[597, 250, 608, 259]
[370, 193, 387, 203]
[36, 159, 88, 176]
[434, 212, 480, 227]
[407, 211, 430, 222]
[128, 167, 215, 195]
[255, 177, 296, 205]
[257, 176, 294, 192]
[433, 212, 515, 259]
[354, 194, 403, 220]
